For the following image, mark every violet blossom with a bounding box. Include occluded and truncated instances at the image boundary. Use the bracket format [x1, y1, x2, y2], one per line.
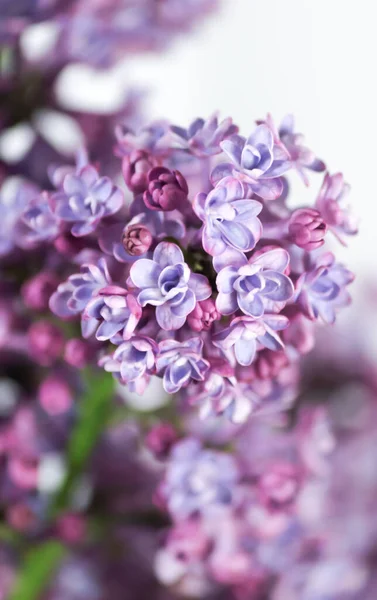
[100, 336, 157, 393]
[50, 165, 124, 237]
[156, 338, 210, 394]
[216, 248, 294, 318]
[129, 242, 211, 330]
[315, 172, 358, 244]
[169, 113, 238, 157]
[83, 286, 141, 343]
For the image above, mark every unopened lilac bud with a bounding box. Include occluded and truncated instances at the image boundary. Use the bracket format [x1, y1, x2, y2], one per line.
[122, 224, 152, 256]
[64, 338, 94, 369]
[143, 166, 188, 211]
[38, 376, 73, 415]
[56, 513, 86, 544]
[27, 320, 64, 366]
[146, 423, 178, 459]
[122, 150, 158, 194]
[187, 299, 220, 332]
[288, 208, 327, 250]
[22, 272, 58, 311]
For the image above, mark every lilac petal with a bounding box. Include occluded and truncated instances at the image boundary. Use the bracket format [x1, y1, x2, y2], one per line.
[170, 362, 191, 387]
[263, 314, 289, 331]
[210, 163, 234, 185]
[85, 296, 104, 319]
[263, 272, 294, 301]
[91, 177, 112, 201]
[252, 248, 290, 272]
[170, 289, 196, 317]
[216, 267, 239, 293]
[81, 317, 98, 339]
[250, 178, 283, 200]
[120, 361, 144, 382]
[220, 136, 245, 166]
[216, 292, 238, 315]
[80, 165, 98, 187]
[213, 248, 247, 273]
[71, 220, 97, 237]
[217, 220, 254, 251]
[49, 289, 75, 318]
[153, 242, 184, 268]
[258, 330, 284, 351]
[156, 303, 186, 331]
[188, 273, 211, 301]
[163, 372, 179, 395]
[138, 287, 164, 307]
[96, 320, 123, 341]
[235, 338, 256, 366]
[130, 259, 161, 288]
[238, 293, 264, 318]
[232, 199, 263, 219]
[247, 125, 273, 151]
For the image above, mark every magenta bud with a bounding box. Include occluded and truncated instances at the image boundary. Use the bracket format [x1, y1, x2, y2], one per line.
[64, 338, 93, 369]
[146, 423, 177, 459]
[258, 462, 300, 509]
[187, 299, 220, 332]
[27, 320, 64, 366]
[122, 223, 153, 256]
[56, 513, 86, 544]
[21, 272, 58, 311]
[143, 166, 188, 211]
[288, 208, 327, 250]
[38, 376, 73, 416]
[250, 350, 288, 380]
[122, 150, 158, 194]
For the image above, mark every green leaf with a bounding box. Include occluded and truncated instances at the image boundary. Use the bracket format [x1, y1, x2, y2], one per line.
[50, 368, 115, 516]
[9, 540, 67, 600]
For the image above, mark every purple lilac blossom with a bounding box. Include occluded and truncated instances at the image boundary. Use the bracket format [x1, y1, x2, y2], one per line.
[49, 165, 124, 237]
[15, 192, 60, 248]
[295, 252, 354, 324]
[158, 437, 239, 518]
[99, 336, 157, 394]
[216, 248, 294, 318]
[315, 172, 358, 245]
[129, 242, 211, 330]
[169, 113, 238, 157]
[194, 177, 262, 264]
[83, 286, 141, 343]
[156, 338, 210, 394]
[211, 124, 290, 200]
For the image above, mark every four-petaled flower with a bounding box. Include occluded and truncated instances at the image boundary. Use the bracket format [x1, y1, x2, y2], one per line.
[50, 165, 124, 236]
[211, 124, 290, 200]
[295, 252, 354, 324]
[169, 113, 238, 157]
[194, 177, 262, 267]
[100, 336, 157, 394]
[216, 248, 294, 318]
[129, 242, 211, 330]
[156, 338, 210, 394]
[84, 286, 141, 342]
[315, 172, 358, 245]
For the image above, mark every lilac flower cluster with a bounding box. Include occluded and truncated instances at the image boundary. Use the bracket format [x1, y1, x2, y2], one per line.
[44, 112, 356, 423]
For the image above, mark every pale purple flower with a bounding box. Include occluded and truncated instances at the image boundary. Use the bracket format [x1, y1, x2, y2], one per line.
[216, 248, 294, 318]
[295, 252, 354, 324]
[49, 257, 111, 326]
[0, 179, 38, 256]
[214, 314, 288, 366]
[158, 437, 239, 518]
[129, 242, 211, 330]
[15, 192, 60, 248]
[288, 208, 327, 251]
[100, 335, 157, 393]
[169, 113, 238, 157]
[211, 125, 290, 200]
[50, 165, 124, 237]
[115, 120, 170, 158]
[84, 286, 141, 342]
[156, 338, 210, 394]
[315, 172, 358, 245]
[194, 177, 262, 265]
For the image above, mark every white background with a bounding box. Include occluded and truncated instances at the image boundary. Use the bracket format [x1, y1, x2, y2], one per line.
[122, 0, 375, 281]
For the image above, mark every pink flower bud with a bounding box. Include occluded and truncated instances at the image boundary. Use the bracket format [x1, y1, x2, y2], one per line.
[187, 299, 220, 332]
[122, 223, 153, 256]
[8, 457, 38, 490]
[27, 320, 64, 366]
[146, 423, 177, 459]
[21, 272, 58, 311]
[143, 166, 188, 211]
[56, 513, 86, 544]
[122, 150, 158, 194]
[288, 208, 327, 250]
[258, 462, 300, 510]
[249, 350, 289, 380]
[38, 376, 73, 415]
